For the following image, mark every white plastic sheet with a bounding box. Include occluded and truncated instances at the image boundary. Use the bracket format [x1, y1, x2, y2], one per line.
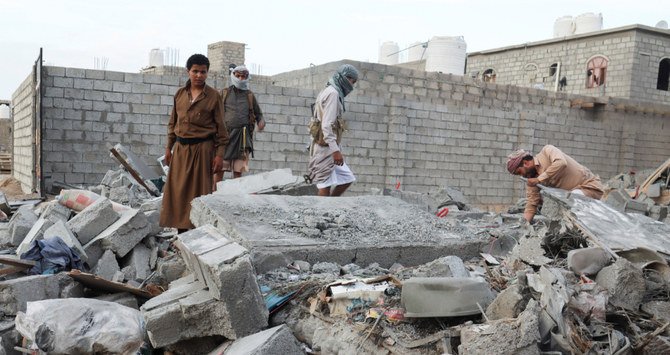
[15, 298, 145, 355]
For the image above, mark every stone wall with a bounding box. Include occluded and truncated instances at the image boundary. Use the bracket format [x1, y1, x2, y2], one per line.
[29, 61, 670, 210]
[466, 26, 670, 105]
[11, 73, 35, 192]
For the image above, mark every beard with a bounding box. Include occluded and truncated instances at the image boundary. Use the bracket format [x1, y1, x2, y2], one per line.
[524, 166, 538, 178]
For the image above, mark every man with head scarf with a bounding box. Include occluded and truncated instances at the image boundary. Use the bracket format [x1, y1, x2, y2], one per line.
[216, 65, 265, 184]
[308, 64, 359, 196]
[507, 144, 604, 222]
[160, 54, 229, 231]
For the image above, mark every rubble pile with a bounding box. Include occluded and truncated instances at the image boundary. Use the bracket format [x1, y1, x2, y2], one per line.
[0, 164, 669, 354]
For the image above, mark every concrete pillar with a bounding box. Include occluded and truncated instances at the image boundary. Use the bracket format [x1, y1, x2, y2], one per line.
[207, 41, 246, 74]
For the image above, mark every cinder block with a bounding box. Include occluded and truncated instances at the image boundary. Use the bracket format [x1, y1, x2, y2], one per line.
[42, 220, 88, 261]
[16, 218, 54, 257]
[0, 274, 83, 315]
[121, 244, 151, 281]
[40, 200, 72, 223]
[92, 250, 120, 280]
[215, 325, 304, 355]
[7, 205, 38, 246]
[84, 208, 150, 258]
[66, 197, 119, 245]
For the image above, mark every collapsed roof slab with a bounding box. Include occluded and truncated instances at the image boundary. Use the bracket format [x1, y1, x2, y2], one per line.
[190, 194, 489, 273]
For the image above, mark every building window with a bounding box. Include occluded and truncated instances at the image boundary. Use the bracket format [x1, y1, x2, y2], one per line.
[483, 69, 496, 83]
[658, 58, 670, 91]
[524, 63, 538, 83]
[586, 56, 608, 88]
[549, 63, 558, 77]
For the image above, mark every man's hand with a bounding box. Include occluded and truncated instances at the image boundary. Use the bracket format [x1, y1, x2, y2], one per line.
[165, 148, 172, 167]
[212, 156, 224, 173]
[332, 151, 344, 166]
[526, 178, 540, 187]
[257, 120, 265, 131]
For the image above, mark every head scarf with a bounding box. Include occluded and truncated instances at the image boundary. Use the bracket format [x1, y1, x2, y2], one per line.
[230, 65, 250, 90]
[327, 64, 359, 111]
[506, 149, 531, 174]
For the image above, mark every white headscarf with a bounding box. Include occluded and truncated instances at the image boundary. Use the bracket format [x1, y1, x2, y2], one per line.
[231, 65, 250, 90]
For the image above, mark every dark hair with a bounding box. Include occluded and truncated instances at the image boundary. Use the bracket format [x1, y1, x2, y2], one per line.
[186, 54, 210, 70]
[522, 155, 533, 161]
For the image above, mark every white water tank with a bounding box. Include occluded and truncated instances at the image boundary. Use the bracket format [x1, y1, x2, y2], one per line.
[574, 13, 603, 35]
[425, 36, 467, 74]
[379, 41, 399, 65]
[0, 105, 9, 120]
[149, 48, 164, 67]
[407, 41, 426, 62]
[656, 20, 668, 29]
[553, 16, 575, 37]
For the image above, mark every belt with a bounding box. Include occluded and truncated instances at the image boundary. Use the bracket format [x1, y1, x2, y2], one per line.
[176, 135, 213, 145]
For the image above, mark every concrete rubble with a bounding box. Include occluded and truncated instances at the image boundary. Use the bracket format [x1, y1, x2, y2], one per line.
[1, 165, 670, 354]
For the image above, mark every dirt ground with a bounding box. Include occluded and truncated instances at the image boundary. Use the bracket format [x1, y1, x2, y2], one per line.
[0, 175, 40, 201]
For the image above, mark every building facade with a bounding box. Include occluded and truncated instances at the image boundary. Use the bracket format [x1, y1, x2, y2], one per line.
[466, 25, 670, 104]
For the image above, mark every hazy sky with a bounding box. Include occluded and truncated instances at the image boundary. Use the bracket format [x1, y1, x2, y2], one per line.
[0, 0, 666, 99]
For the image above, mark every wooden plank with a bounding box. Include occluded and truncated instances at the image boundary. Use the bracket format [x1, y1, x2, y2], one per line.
[0, 256, 36, 268]
[67, 269, 156, 298]
[0, 266, 25, 276]
[109, 146, 160, 197]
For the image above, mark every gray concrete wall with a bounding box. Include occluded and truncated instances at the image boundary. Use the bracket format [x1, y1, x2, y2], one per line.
[35, 61, 670, 210]
[466, 27, 670, 105]
[11, 73, 35, 193]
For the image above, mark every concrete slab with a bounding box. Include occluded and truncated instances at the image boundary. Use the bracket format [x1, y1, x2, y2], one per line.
[120, 244, 151, 281]
[213, 324, 303, 355]
[190, 195, 488, 273]
[541, 187, 670, 255]
[84, 208, 150, 258]
[214, 168, 302, 195]
[67, 197, 119, 245]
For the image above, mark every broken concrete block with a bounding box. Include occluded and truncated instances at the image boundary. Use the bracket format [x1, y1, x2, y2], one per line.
[312, 262, 340, 275]
[402, 277, 495, 317]
[567, 247, 611, 275]
[7, 205, 38, 246]
[595, 258, 646, 311]
[141, 278, 230, 348]
[15, 218, 54, 257]
[42, 220, 88, 261]
[66, 197, 119, 245]
[92, 250, 120, 281]
[139, 196, 162, 213]
[0, 273, 83, 315]
[459, 299, 541, 354]
[603, 188, 629, 212]
[94, 292, 139, 310]
[157, 255, 188, 284]
[485, 284, 529, 320]
[39, 200, 72, 223]
[121, 244, 151, 281]
[510, 236, 551, 266]
[214, 168, 302, 195]
[641, 300, 670, 324]
[625, 198, 649, 214]
[84, 208, 150, 258]
[212, 325, 303, 355]
[175, 225, 268, 326]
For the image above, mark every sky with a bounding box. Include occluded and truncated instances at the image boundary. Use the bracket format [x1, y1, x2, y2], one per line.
[0, 0, 667, 99]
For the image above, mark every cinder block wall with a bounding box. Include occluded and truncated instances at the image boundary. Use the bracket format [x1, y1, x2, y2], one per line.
[36, 61, 670, 210]
[631, 31, 670, 103]
[11, 74, 35, 192]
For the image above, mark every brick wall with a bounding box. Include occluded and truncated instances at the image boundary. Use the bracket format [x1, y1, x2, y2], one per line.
[207, 41, 246, 74]
[631, 31, 670, 103]
[32, 61, 670, 210]
[11, 73, 35, 193]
